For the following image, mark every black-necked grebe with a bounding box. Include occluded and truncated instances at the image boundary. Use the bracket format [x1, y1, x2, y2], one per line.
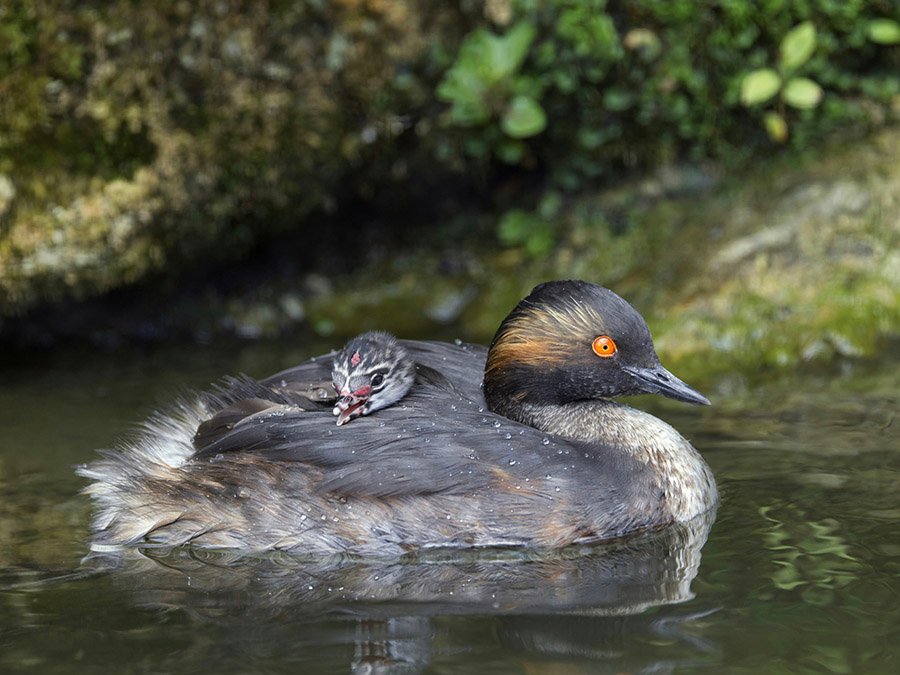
[331, 331, 416, 426]
[79, 280, 717, 555]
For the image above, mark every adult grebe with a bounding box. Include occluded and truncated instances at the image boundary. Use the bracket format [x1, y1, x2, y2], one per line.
[79, 280, 717, 555]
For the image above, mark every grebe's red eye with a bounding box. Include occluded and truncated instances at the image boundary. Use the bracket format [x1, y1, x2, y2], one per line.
[591, 335, 617, 358]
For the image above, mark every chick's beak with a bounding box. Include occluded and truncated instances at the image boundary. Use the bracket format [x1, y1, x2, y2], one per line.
[332, 385, 374, 426]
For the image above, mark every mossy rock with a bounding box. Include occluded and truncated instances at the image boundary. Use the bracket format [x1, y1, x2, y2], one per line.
[0, 1, 458, 314]
[646, 128, 899, 382]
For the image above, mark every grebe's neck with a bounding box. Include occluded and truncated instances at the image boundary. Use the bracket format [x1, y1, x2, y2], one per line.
[506, 398, 719, 520]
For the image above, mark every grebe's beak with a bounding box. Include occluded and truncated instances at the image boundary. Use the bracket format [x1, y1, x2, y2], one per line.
[622, 364, 711, 406]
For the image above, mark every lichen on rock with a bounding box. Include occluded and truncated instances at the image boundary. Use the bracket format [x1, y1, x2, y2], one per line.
[1, 0, 455, 314]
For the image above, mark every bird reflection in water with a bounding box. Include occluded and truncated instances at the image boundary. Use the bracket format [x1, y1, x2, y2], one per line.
[86, 509, 717, 673]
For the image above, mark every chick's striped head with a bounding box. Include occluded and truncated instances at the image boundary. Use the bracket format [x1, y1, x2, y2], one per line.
[331, 331, 415, 426]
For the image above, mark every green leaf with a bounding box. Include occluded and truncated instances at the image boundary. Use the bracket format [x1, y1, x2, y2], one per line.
[501, 95, 547, 138]
[437, 21, 536, 110]
[783, 77, 823, 109]
[525, 224, 555, 257]
[538, 191, 563, 219]
[489, 22, 537, 82]
[867, 19, 900, 45]
[740, 69, 782, 107]
[603, 87, 634, 111]
[498, 209, 534, 245]
[496, 139, 525, 164]
[497, 210, 555, 257]
[436, 68, 491, 125]
[623, 28, 662, 60]
[437, 42, 492, 126]
[763, 111, 788, 143]
[780, 22, 817, 71]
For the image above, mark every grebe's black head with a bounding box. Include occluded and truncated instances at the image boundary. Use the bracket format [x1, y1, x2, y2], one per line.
[484, 281, 709, 415]
[332, 331, 416, 426]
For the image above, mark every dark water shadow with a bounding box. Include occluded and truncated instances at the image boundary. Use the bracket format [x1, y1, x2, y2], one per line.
[75, 511, 718, 672]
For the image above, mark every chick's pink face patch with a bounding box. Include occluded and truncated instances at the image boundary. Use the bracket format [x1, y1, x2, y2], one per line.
[351, 350, 361, 367]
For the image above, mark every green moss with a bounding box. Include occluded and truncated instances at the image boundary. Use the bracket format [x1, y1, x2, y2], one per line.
[644, 130, 900, 381]
[1, 1, 460, 314]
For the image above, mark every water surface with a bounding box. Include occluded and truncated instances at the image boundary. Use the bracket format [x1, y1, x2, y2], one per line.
[1, 341, 897, 673]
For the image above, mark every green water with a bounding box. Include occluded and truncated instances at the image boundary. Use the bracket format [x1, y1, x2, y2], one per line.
[1, 341, 897, 673]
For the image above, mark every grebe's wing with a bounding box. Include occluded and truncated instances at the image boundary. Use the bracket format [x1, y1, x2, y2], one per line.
[190, 419, 512, 499]
[192, 374, 335, 450]
[189, 383, 588, 501]
[190, 340, 497, 496]
[402, 340, 487, 402]
[194, 340, 487, 454]
[260, 358, 336, 401]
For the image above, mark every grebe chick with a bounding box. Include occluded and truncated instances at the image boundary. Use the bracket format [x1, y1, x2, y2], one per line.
[331, 331, 416, 426]
[79, 280, 717, 555]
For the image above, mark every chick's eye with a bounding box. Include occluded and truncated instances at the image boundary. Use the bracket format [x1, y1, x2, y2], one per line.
[592, 335, 617, 358]
[371, 373, 385, 387]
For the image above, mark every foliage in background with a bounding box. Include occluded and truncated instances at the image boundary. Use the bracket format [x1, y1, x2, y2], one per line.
[740, 18, 900, 142]
[740, 22, 824, 142]
[496, 192, 562, 257]
[437, 0, 899, 179]
[437, 21, 547, 165]
[433, 1, 899, 252]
